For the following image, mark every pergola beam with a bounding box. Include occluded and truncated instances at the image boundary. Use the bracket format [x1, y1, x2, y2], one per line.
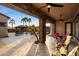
[11, 3, 55, 22]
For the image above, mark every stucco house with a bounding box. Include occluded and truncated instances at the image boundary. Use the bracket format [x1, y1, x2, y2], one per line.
[0, 13, 10, 37]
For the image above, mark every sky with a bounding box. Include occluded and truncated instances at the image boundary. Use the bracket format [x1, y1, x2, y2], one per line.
[0, 5, 39, 27]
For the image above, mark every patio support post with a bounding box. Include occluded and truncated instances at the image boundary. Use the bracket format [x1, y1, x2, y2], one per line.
[39, 17, 46, 44]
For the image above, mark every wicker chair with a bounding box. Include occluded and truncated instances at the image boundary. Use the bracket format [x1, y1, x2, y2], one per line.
[56, 35, 72, 55]
[68, 46, 79, 56]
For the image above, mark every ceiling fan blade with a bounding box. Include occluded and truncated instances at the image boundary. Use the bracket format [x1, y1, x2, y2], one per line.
[38, 5, 47, 9]
[46, 3, 63, 7]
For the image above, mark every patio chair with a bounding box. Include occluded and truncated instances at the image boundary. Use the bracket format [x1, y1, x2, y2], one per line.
[68, 46, 79, 56]
[64, 35, 72, 49]
[56, 34, 72, 52]
[60, 47, 67, 56]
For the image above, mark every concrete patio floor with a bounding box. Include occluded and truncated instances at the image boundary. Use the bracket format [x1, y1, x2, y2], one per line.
[0, 33, 79, 56]
[0, 33, 36, 56]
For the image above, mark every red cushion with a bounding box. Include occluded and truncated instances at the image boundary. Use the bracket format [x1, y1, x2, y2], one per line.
[53, 33, 60, 38]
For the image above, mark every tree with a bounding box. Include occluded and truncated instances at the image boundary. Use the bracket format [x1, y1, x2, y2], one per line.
[29, 24, 39, 43]
[28, 18, 31, 27]
[31, 24, 36, 31]
[21, 17, 28, 26]
[9, 19, 15, 29]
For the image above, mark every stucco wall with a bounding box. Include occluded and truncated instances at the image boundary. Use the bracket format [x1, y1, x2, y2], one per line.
[50, 23, 55, 35]
[0, 14, 8, 37]
[0, 27, 8, 37]
[0, 14, 8, 22]
[56, 21, 65, 36]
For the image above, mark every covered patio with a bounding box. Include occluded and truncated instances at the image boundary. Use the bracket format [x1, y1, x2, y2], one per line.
[0, 3, 79, 56]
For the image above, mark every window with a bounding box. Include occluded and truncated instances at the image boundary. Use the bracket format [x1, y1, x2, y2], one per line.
[0, 22, 6, 27]
[65, 22, 73, 35]
[75, 22, 79, 37]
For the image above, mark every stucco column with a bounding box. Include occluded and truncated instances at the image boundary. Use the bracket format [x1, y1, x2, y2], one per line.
[50, 23, 55, 35]
[39, 17, 46, 44]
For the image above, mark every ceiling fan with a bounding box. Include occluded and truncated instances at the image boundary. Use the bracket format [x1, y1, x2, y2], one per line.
[39, 3, 63, 13]
[59, 14, 65, 21]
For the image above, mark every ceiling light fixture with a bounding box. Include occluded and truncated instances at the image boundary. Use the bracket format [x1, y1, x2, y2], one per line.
[47, 5, 51, 8]
[47, 5, 51, 13]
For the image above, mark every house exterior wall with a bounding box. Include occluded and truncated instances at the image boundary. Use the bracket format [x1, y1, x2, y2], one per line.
[0, 14, 8, 37]
[56, 21, 65, 36]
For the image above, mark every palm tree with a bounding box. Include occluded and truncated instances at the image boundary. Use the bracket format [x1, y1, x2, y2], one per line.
[30, 25, 39, 44]
[9, 19, 15, 29]
[28, 18, 31, 27]
[31, 25, 36, 31]
[21, 17, 28, 26]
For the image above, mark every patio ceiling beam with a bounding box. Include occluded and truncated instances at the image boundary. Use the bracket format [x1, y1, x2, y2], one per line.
[11, 3, 55, 22]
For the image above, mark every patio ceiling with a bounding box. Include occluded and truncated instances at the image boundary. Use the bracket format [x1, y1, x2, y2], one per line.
[1, 3, 79, 22]
[32, 3, 79, 21]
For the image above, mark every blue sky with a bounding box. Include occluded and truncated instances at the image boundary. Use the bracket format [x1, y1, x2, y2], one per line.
[0, 5, 39, 27]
